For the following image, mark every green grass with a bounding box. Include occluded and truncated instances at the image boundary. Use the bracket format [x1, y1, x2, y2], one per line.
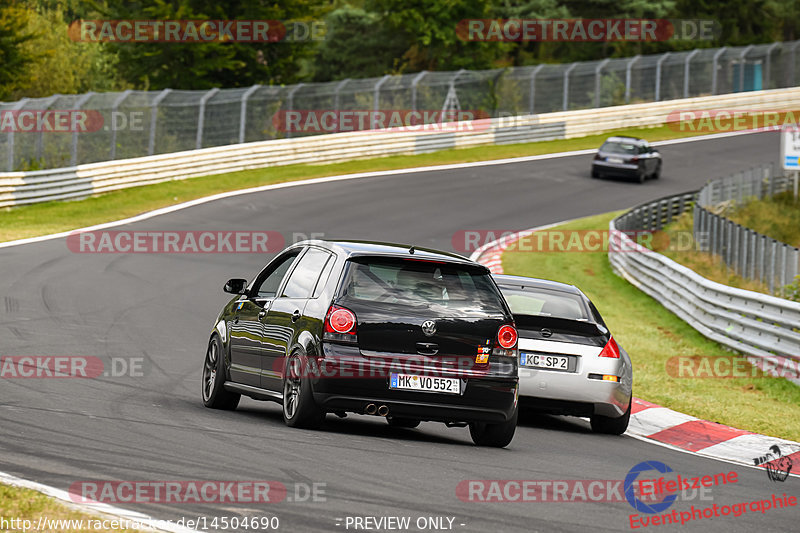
[0, 483, 141, 532]
[725, 191, 800, 248]
[1, 123, 715, 243]
[653, 212, 772, 295]
[652, 195, 800, 300]
[501, 211, 800, 441]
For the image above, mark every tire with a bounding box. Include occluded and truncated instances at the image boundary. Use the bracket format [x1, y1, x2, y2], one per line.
[651, 162, 662, 180]
[201, 335, 240, 410]
[590, 397, 631, 435]
[469, 408, 518, 448]
[636, 166, 646, 183]
[282, 349, 325, 429]
[387, 417, 420, 429]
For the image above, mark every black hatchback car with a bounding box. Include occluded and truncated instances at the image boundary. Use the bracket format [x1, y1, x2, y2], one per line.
[591, 136, 661, 183]
[202, 240, 520, 447]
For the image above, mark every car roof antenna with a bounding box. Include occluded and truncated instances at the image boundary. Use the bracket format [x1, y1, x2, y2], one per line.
[409, 246, 415, 255]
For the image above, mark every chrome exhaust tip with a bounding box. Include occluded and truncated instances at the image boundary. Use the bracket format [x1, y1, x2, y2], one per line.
[377, 405, 389, 417]
[365, 403, 377, 415]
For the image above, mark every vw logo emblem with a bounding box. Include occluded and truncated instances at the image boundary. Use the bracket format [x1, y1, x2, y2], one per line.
[421, 320, 436, 337]
[540, 328, 553, 338]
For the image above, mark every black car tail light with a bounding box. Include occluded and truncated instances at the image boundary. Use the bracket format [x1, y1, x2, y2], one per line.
[323, 304, 358, 343]
[497, 325, 518, 349]
[594, 153, 603, 161]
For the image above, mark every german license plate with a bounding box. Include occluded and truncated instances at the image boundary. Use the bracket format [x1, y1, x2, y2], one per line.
[521, 353, 574, 372]
[389, 373, 460, 394]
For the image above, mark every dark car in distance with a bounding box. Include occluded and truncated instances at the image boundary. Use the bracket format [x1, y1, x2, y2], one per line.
[591, 136, 662, 183]
[202, 240, 520, 447]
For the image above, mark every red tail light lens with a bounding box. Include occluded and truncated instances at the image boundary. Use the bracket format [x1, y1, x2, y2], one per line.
[598, 337, 620, 358]
[594, 153, 602, 160]
[630, 156, 639, 163]
[497, 325, 518, 349]
[325, 305, 356, 334]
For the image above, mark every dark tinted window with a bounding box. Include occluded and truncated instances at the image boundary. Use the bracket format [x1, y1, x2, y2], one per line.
[500, 287, 589, 321]
[600, 141, 637, 155]
[282, 249, 333, 299]
[255, 251, 300, 298]
[341, 258, 505, 313]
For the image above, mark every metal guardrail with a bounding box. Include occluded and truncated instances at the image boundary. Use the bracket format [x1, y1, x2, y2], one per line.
[610, 192, 800, 384]
[694, 164, 800, 295]
[2, 40, 799, 171]
[5, 87, 800, 208]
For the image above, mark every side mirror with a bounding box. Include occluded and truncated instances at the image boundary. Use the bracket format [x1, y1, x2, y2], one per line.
[223, 278, 248, 295]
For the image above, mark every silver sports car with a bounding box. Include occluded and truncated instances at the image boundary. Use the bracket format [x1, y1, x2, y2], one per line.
[493, 274, 633, 434]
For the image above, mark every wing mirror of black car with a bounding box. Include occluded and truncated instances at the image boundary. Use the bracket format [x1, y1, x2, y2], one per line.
[223, 278, 248, 295]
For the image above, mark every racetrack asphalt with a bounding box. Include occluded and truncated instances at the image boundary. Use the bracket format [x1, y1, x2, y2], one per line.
[1, 130, 796, 532]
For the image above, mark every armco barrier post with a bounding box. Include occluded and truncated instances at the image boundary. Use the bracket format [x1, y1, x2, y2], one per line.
[655, 52, 671, 102]
[71, 92, 95, 166]
[529, 65, 544, 114]
[196, 88, 219, 150]
[683, 49, 699, 98]
[625, 55, 640, 103]
[594, 58, 610, 108]
[239, 84, 261, 144]
[148, 89, 171, 156]
[711, 47, 727, 95]
[109, 89, 132, 160]
[563, 63, 578, 111]
[6, 98, 28, 171]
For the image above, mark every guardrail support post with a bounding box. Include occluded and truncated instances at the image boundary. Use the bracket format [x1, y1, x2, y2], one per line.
[109, 90, 131, 160]
[655, 53, 671, 102]
[285, 83, 304, 139]
[683, 49, 700, 98]
[594, 58, 610, 108]
[6, 98, 28, 171]
[196, 88, 219, 150]
[148, 89, 172, 156]
[238, 85, 260, 144]
[625, 55, 640, 104]
[332, 78, 350, 115]
[410, 71, 427, 112]
[562, 63, 578, 111]
[738, 45, 754, 92]
[711, 47, 727, 95]
[373, 74, 391, 129]
[764, 42, 780, 89]
[70, 92, 95, 167]
[528, 64, 544, 114]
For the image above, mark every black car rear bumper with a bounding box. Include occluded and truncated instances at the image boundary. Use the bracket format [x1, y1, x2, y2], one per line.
[311, 343, 518, 423]
[592, 161, 640, 177]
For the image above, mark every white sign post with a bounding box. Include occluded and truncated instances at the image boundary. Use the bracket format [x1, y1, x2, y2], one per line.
[780, 124, 800, 200]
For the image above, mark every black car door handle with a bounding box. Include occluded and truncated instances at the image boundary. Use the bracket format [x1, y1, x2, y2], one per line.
[291, 310, 301, 323]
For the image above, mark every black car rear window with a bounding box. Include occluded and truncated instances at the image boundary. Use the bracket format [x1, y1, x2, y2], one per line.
[600, 141, 637, 155]
[340, 257, 505, 313]
[499, 287, 589, 321]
